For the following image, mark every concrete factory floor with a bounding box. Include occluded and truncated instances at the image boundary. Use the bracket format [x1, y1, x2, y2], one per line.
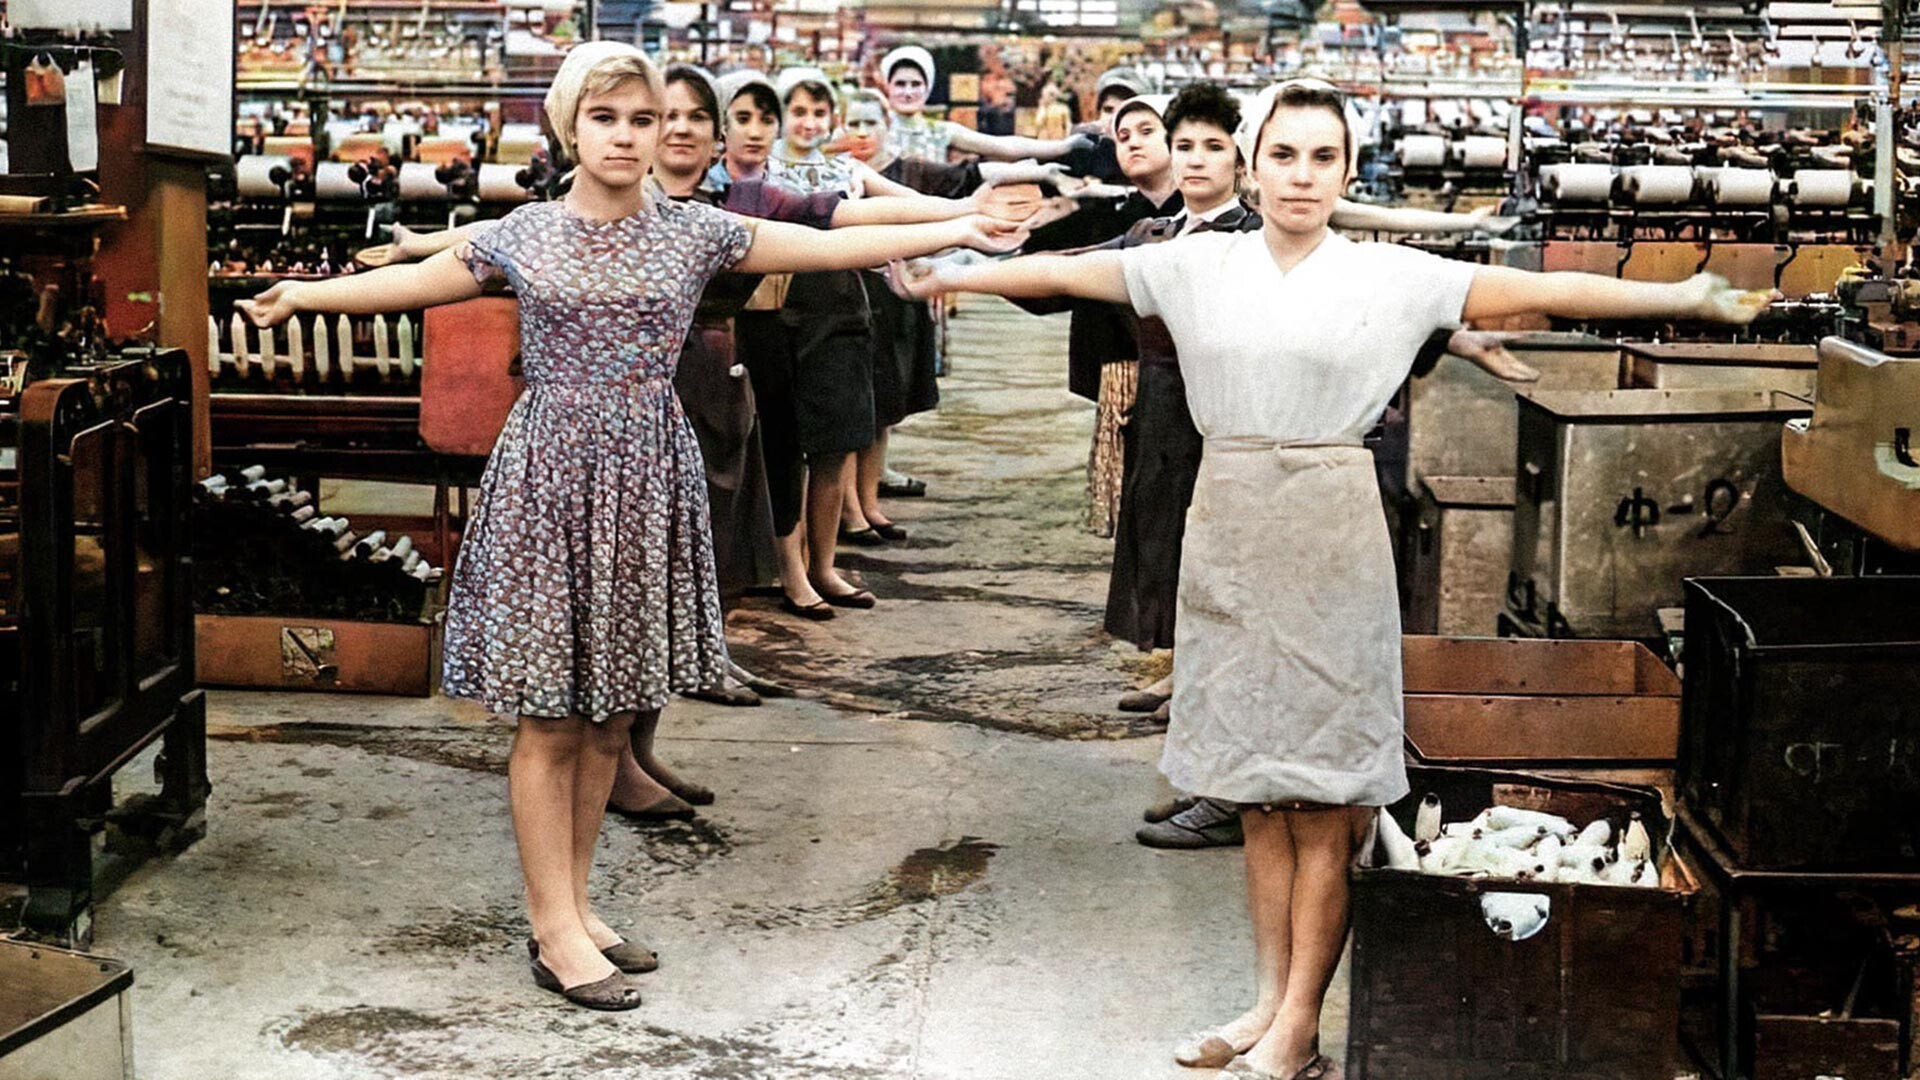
[56, 299, 1356, 1079]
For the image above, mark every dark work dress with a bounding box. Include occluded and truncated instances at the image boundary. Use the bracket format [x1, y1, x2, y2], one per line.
[1103, 203, 1256, 650]
[678, 177, 844, 583]
[866, 156, 981, 429]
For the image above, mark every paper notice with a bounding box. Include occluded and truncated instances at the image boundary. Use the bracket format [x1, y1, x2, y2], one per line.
[66, 60, 101, 171]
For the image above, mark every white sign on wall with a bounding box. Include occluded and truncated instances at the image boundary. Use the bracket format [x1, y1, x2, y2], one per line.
[145, 0, 234, 159]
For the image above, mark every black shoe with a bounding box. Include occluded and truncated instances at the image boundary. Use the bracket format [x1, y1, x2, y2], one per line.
[779, 595, 835, 621]
[838, 526, 888, 547]
[1136, 798, 1244, 849]
[820, 587, 876, 609]
[869, 521, 909, 541]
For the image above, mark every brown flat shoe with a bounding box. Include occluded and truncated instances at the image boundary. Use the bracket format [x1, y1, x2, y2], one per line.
[526, 941, 644, 1011]
[1118, 688, 1172, 713]
[600, 938, 659, 974]
[607, 792, 697, 822]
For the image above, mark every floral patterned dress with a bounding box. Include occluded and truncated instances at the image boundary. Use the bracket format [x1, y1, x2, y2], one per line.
[443, 197, 753, 721]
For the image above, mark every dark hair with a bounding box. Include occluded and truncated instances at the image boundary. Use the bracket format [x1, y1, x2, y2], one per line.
[665, 66, 721, 140]
[886, 59, 927, 82]
[1164, 83, 1241, 151]
[1095, 86, 1135, 113]
[786, 81, 835, 111]
[728, 83, 781, 125]
[1257, 83, 1352, 170]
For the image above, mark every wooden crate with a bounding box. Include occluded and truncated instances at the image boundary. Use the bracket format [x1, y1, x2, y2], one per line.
[1402, 636, 1681, 765]
[195, 613, 439, 697]
[1348, 766, 1698, 1080]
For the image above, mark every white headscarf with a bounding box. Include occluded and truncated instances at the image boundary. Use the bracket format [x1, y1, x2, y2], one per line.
[776, 66, 836, 107]
[880, 45, 936, 86]
[1095, 67, 1150, 102]
[1112, 93, 1172, 128]
[545, 41, 662, 157]
[1233, 78, 1350, 167]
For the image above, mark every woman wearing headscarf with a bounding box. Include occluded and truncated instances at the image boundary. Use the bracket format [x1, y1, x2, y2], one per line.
[894, 79, 1767, 1075]
[877, 44, 1089, 165]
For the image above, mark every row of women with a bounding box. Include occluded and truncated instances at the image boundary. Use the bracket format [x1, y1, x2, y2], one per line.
[240, 40, 1769, 1079]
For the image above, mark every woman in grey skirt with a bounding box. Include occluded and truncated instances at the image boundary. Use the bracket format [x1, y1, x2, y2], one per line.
[895, 78, 1769, 1078]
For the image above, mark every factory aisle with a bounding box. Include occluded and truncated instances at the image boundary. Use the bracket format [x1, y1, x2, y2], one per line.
[89, 298, 1351, 1080]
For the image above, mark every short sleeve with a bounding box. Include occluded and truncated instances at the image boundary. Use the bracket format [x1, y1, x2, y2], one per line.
[456, 220, 508, 287]
[1381, 246, 1477, 332]
[678, 202, 754, 278]
[1118, 239, 1188, 321]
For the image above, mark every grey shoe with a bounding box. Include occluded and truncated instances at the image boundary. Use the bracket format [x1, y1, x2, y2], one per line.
[1136, 798, 1243, 849]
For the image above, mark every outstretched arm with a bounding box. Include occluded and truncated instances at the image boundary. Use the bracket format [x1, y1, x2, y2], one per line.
[236, 248, 484, 326]
[735, 213, 1025, 274]
[894, 249, 1127, 304]
[948, 125, 1090, 163]
[1462, 266, 1773, 324]
[1332, 199, 1516, 235]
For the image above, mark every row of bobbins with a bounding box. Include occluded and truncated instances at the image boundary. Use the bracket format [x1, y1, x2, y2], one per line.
[209, 312, 423, 382]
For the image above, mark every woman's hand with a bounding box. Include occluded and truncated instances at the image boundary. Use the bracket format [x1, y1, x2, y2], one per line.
[1447, 329, 1538, 382]
[979, 160, 1069, 188]
[961, 214, 1029, 254]
[1466, 205, 1521, 236]
[888, 258, 948, 300]
[970, 182, 1046, 223]
[236, 281, 306, 328]
[1688, 273, 1778, 323]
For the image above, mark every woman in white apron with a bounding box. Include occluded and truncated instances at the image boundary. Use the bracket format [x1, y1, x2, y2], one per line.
[895, 79, 1770, 1079]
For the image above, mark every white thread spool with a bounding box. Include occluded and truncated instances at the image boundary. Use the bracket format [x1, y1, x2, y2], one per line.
[1789, 170, 1854, 207]
[287, 317, 306, 382]
[313, 315, 333, 381]
[372, 314, 391, 378]
[235, 154, 294, 197]
[1621, 165, 1696, 205]
[1400, 134, 1448, 168]
[396, 316, 416, 379]
[1703, 168, 1775, 206]
[476, 163, 529, 202]
[229, 313, 253, 375]
[1458, 135, 1507, 169]
[314, 162, 365, 200]
[398, 162, 451, 201]
[1543, 163, 1617, 203]
[336, 314, 357, 378]
[207, 315, 222, 375]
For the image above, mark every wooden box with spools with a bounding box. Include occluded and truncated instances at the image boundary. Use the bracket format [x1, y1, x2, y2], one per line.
[1346, 765, 1698, 1080]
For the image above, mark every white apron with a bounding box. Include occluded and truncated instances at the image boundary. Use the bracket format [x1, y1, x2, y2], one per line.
[1164, 439, 1409, 807]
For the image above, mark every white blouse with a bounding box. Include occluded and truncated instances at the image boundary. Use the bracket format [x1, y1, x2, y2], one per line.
[1119, 230, 1477, 443]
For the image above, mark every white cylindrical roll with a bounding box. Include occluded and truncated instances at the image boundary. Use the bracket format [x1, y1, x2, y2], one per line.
[325, 119, 365, 144]
[336, 314, 356, 378]
[1704, 168, 1775, 206]
[398, 162, 451, 201]
[207, 315, 222, 375]
[314, 162, 364, 200]
[1621, 165, 1696, 205]
[1544, 163, 1617, 204]
[1400, 134, 1447, 168]
[1790, 170, 1854, 207]
[236, 155, 294, 197]
[476, 163, 529, 202]
[1458, 135, 1507, 169]
[396, 316, 416, 379]
[313, 315, 333, 381]
[287, 317, 306, 381]
[372, 314, 391, 378]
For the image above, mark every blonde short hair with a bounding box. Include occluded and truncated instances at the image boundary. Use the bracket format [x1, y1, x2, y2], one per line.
[545, 42, 667, 159]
